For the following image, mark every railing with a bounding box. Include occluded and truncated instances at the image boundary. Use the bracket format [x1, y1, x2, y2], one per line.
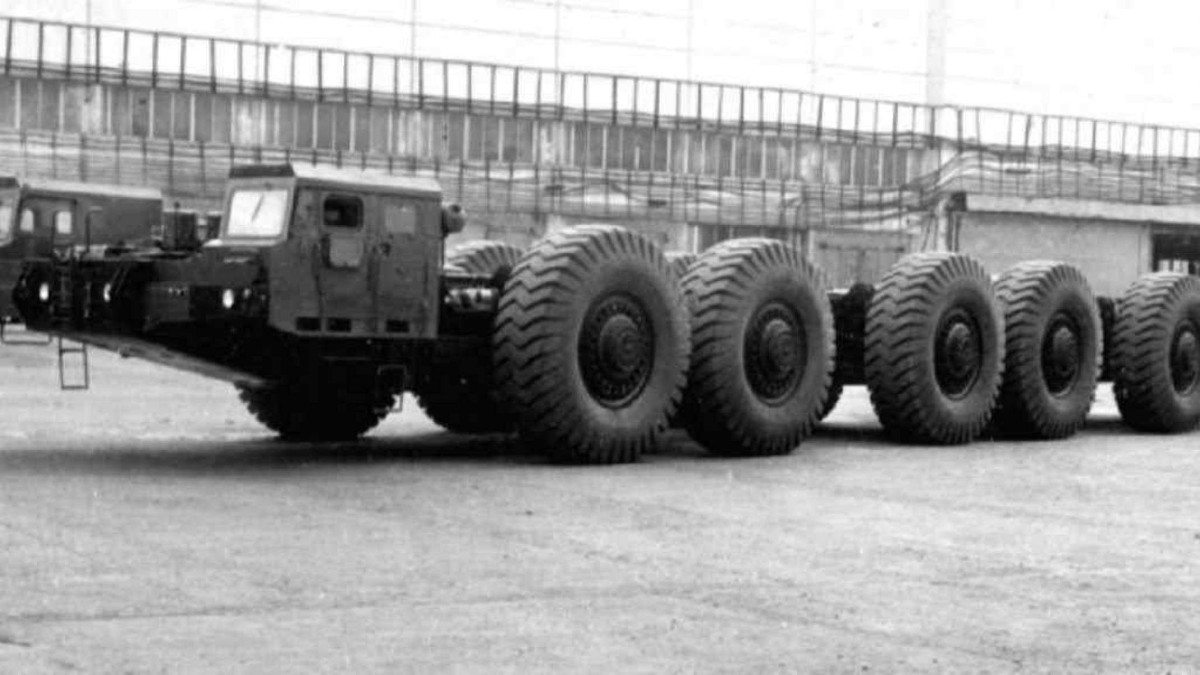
[4, 13, 1200, 172]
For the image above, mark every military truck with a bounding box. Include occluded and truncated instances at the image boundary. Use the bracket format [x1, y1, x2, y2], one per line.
[0, 176, 164, 325]
[13, 163, 1200, 463]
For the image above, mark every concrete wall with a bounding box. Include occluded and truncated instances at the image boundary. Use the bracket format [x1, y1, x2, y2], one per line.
[0, 76, 925, 190]
[957, 211, 1151, 297]
[0, 71, 972, 286]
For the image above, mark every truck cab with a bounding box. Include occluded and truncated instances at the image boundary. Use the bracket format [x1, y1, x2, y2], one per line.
[13, 164, 469, 388]
[212, 164, 456, 340]
[0, 175, 162, 320]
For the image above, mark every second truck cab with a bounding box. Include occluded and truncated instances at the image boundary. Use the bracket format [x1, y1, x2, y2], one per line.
[0, 175, 162, 320]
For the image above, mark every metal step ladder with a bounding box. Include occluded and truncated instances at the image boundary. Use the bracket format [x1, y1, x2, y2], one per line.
[56, 336, 89, 391]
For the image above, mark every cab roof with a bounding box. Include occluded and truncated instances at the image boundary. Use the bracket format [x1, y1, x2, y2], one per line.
[20, 178, 162, 201]
[229, 163, 443, 198]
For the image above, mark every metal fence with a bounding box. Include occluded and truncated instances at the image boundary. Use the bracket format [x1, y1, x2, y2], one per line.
[5, 13, 1200, 173]
[1, 10, 1200, 242]
[1, 127, 913, 231]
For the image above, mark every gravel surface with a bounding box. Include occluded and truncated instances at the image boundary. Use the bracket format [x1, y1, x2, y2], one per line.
[2, 340, 1199, 673]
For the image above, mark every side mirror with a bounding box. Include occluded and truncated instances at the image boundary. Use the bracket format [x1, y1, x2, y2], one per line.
[440, 203, 465, 236]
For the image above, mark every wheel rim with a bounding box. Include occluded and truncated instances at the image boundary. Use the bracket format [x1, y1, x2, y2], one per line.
[579, 292, 655, 408]
[743, 301, 807, 404]
[934, 307, 983, 400]
[1042, 312, 1082, 396]
[1171, 321, 1200, 395]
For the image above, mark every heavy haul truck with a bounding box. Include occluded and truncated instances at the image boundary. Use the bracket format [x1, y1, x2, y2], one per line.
[0, 174, 221, 340]
[12, 163, 1200, 462]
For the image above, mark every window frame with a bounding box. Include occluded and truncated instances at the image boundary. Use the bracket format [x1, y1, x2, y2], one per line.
[53, 210, 73, 237]
[0, 193, 15, 244]
[19, 208, 34, 233]
[320, 193, 365, 231]
[224, 186, 293, 240]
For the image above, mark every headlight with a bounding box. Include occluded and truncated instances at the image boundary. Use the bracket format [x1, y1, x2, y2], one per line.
[37, 282, 50, 303]
[102, 282, 113, 303]
[221, 288, 236, 309]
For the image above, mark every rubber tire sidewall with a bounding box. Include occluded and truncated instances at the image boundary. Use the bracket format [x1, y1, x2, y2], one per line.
[562, 258, 682, 444]
[867, 265, 1003, 445]
[924, 278, 1003, 431]
[686, 268, 831, 453]
[995, 266, 1100, 438]
[1115, 279, 1200, 432]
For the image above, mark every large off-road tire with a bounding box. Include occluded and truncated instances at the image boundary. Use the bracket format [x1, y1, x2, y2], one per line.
[415, 361, 512, 434]
[417, 240, 522, 434]
[447, 240, 523, 285]
[493, 225, 689, 463]
[1096, 295, 1117, 381]
[992, 261, 1101, 439]
[865, 253, 1004, 444]
[237, 380, 391, 441]
[821, 283, 873, 421]
[664, 252, 698, 281]
[661, 251, 698, 431]
[680, 239, 834, 456]
[1112, 273, 1200, 432]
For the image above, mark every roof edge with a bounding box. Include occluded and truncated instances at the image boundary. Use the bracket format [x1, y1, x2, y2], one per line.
[966, 193, 1200, 226]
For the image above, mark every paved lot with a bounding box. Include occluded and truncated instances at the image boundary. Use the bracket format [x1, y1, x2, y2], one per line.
[2, 340, 1199, 673]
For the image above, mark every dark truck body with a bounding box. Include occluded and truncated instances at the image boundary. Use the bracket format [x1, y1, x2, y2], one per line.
[14, 164, 486, 394]
[0, 176, 162, 319]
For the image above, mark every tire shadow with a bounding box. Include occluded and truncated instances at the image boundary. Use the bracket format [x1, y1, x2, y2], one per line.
[0, 430, 539, 477]
[0, 412, 1150, 478]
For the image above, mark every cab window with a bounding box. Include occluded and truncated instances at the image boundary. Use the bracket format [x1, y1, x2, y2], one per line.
[322, 195, 362, 229]
[19, 209, 34, 233]
[226, 188, 289, 238]
[0, 199, 13, 243]
[54, 210, 73, 236]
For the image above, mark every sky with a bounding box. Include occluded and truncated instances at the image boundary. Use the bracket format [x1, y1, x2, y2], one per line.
[6, 0, 1200, 129]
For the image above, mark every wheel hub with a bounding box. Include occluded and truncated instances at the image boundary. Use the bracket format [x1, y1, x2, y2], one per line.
[935, 309, 983, 399]
[1171, 323, 1200, 395]
[579, 293, 654, 408]
[598, 314, 643, 377]
[1042, 314, 1082, 396]
[744, 303, 806, 404]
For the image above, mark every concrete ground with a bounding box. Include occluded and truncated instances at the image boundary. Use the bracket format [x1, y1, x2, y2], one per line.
[1, 340, 1199, 674]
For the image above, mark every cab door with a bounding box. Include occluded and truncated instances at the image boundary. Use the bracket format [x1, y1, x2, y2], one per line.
[372, 196, 440, 338]
[302, 189, 374, 334]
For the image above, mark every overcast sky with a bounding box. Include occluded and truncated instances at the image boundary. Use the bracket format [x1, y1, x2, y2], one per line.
[8, 0, 1200, 128]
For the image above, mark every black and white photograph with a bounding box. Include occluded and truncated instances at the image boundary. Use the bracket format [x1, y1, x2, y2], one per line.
[1, 0, 1198, 671]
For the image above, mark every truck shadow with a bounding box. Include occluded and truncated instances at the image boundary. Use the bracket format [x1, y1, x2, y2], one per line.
[0, 431, 537, 476]
[0, 411, 1155, 477]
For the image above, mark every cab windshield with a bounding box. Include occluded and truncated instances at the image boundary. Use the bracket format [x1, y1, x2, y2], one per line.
[0, 190, 16, 245]
[225, 188, 290, 238]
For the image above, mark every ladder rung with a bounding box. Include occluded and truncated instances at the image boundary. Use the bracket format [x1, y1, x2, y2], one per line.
[56, 337, 90, 391]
